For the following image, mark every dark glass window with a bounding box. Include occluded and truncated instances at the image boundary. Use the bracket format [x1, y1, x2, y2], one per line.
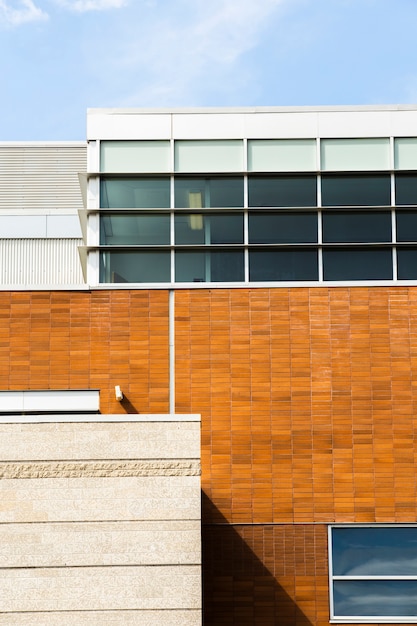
[396, 211, 417, 241]
[175, 213, 243, 244]
[100, 177, 170, 208]
[397, 248, 417, 279]
[322, 211, 392, 243]
[331, 526, 417, 619]
[323, 248, 392, 280]
[249, 212, 317, 243]
[174, 177, 243, 208]
[249, 250, 318, 281]
[321, 175, 391, 206]
[100, 214, 170, 245]
[175, 250, 244, 282]
[395, 174, 417, 205]
[248, 175, 317, 207]
[100, 251, 170, 283]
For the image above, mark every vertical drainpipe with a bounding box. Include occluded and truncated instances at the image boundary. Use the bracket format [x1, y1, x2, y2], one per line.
[169, 289, 175, 414]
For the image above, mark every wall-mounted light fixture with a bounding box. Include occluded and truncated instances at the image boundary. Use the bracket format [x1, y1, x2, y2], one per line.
[115, 385, 123, 401]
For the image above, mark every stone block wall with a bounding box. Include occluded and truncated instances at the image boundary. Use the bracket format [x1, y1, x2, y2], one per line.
[0, 416, 201, 625]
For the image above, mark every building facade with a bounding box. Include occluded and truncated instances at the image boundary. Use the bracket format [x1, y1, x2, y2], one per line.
[2, 106, 417, 624]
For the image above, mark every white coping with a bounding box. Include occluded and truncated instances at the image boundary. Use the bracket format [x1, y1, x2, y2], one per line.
[0, 414, 201, 424]
[88, 105, 417, 114]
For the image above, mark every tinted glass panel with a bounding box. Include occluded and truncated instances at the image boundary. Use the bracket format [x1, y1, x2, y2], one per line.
[323, 211, 391, 243]
[249, 212, 317, 243]
[175, 213, 243, 244]
[396, 211, 417, 241]
[332, 527, 417, 576]
[175, 251, 244, 282]
[395, 174, 417, 205]
[323, 248, 392, 280]
[397, 248, 417, 279]
[100, 214, 170, 245]
[174, 177, 243, 208]
[100, 178, 170, 208]
[248, 176, 317, 207]
[321, 175, 391, 206]
[334, 580, 417, 617]
[100, 251, 170, 283]
[249, 250, 318, 281]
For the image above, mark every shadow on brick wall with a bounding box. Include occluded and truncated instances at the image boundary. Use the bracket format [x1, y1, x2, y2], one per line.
[202, 492, 313, 626]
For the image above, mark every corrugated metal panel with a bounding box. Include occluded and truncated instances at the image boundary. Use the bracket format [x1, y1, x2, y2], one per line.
[0, 239, 85, 286]
[0, 146, 86, 211]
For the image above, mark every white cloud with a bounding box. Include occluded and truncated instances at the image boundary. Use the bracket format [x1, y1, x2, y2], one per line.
[118, 0, 288, 105]
[0, 0, 48, 26]
[54, 0, 126, 11]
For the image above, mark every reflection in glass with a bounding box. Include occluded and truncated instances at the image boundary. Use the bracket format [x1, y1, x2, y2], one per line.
[175, 213, 243, 244]
[100, 177, 170, 208]
[323, 248, 392, 280]
[321, 175, 391, 206]
[249, 250, 318, 281]
[397, 248, 417, 279]
[396, 211, 417, 241]
[174, 177, 243, 208]
[323, 211, 391, 243]
[332, 527, 417, 576]
[100, 214, 170, 245]
[175, 250, 244, 282]
[100, 251, 170, 283]
[248, 176, 317, 207]
[334, 580, 417, 617]
[249, 212, 317, 243]
[395, 174, 417, 205]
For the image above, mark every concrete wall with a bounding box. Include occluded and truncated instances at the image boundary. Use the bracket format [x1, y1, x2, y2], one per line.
[0, 416, 201, 625]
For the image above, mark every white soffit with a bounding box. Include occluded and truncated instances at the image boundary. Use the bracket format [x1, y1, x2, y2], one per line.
[318, 111, 394, 137]
[0, 390, 100, 413]
[87, 113, 171, 140]
[172, 113, 246, 139]
[243, 112, 318, 139]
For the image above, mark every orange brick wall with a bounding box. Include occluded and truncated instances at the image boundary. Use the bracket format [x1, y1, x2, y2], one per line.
[0, 290, 170, 414]
[2, 286, 417, 625]
[175, 287, 417, 525]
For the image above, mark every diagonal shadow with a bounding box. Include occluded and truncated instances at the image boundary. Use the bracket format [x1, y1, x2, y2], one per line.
[202, 492, 314, 626]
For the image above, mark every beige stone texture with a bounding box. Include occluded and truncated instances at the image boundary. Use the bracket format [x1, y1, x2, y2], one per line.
[0, 520, 201, 567]
[0, 475, 201, 522]
[0, 422, 200, 460]
[0, 565, 201, 612]
[0, 610, 201, 625]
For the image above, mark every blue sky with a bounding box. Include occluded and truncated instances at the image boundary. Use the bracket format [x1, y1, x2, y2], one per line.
[1, 0, 417, 140]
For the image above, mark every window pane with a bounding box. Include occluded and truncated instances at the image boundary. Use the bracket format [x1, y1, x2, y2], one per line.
[323, 211, 391, 243]
[396, 211, 417, 241]
[175, 214, 243, 244]
[174, 140, 244, 172]
[249, 212, 317, 243]
[249, 250, 318, 281]
[100, 251, 170, 283]
[100, 214, 170, 245]
[321, 138, 390, 171]
[321, 175, 391, 206]
[248, 139, 316, 172]
[248, 176, 317, 207]
[323, 248, 392, 280]
[395, 174, 417, 205]
[334, 580, 417, 617]
[100, 141, 171, 173]
[332, 527, 417, 576]
[394, 138, 417, 170]
[174, 177, 243, 207]
[397, 248, 417, 279]
[175, 251, 244, 282]
[100, 178, 170, 208]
